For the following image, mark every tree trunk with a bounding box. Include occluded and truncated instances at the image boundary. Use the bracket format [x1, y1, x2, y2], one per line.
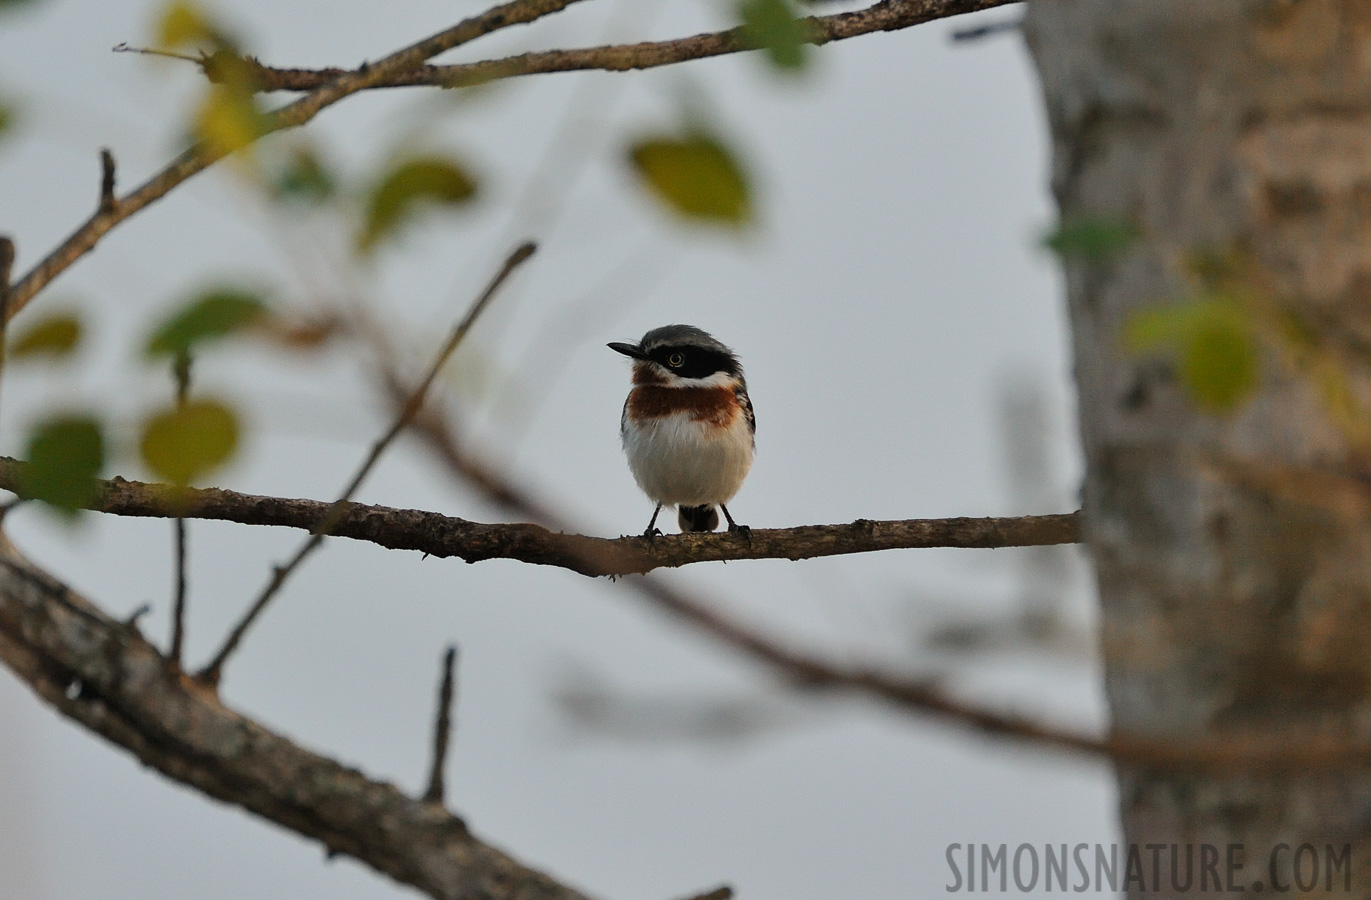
[1026, 1, 1371, 896]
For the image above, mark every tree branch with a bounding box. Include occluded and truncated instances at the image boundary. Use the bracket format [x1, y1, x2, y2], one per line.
[0, 458, 1081, 575]
[0, 538, 594, 900]
[5, 0, 582, 320]
[198, 243, 535, 685]
[228, 0, 1021, 93]
[625, 557, 1371, 772]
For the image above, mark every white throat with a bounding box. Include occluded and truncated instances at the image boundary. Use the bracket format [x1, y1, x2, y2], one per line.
[637, 367, 741, 390]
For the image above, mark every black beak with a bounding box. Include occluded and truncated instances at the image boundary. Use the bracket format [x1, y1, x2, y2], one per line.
[607, 341, 649, 360]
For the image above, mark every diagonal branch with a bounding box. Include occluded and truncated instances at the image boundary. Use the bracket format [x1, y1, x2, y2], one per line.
[228, 0, 1021, 92]
[197, 243, 535, 685]
[0, 538, 593, 900]
[5, 0, 582, 320]
[626, 556, 1371, 772]
[0, 458, 1081, 575]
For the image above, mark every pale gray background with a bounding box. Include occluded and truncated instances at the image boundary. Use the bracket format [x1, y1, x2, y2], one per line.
[0, 1, 1117, 898]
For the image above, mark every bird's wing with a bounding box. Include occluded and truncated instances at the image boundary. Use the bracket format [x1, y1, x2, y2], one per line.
[735, 381, 755, 441]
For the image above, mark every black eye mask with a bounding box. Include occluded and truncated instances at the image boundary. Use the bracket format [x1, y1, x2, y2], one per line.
[648, 345, 739, 380]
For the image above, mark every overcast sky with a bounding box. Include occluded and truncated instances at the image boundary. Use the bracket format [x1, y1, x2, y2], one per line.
[0, 2, 1118, 898]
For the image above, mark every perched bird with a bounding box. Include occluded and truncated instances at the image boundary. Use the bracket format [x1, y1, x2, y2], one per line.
[609, 325, 755, 537]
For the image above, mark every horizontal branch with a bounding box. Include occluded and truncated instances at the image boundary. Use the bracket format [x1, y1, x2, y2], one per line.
[0, 539, 591, 900]
[0, 458, 1080, 577]
[232, 0, 1022, 92]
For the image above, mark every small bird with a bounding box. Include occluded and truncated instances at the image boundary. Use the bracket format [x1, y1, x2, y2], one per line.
[609, 325, 755, 537]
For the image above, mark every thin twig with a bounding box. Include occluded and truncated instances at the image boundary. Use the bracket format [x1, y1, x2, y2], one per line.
[197, 242, 536, 686]
[6, 0, 583, 320]
[98, 149, 118, 215]
[231, 0, 1020, 92]
[950, 16, 1021, 41]
[423, 645, 458, 804]
[675, 888, 732, 900]
[168, 352, 192, 666]
[111, 42, 202, 64]
[123, 603, 151, 629]
[0, 237, 13, 440]
[169, 518, 187, 662]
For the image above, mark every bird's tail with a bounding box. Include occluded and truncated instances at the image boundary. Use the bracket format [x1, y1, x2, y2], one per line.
[677, 505, 719, 533]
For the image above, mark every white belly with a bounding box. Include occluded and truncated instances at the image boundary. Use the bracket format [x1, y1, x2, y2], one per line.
[622, 412, 753, 507]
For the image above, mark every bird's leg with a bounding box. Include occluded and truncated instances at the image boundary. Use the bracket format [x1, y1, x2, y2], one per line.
[719, 505, 750, 542]
[643, 504, 664, 542]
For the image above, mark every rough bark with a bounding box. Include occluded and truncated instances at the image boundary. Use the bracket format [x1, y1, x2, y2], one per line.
[0, 537, 592, 900]
[0, 458, 1080, 577]
[1026, 1, 1371, 896]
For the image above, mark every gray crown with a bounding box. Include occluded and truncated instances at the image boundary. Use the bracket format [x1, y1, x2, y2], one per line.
[639, 324, 733, 354]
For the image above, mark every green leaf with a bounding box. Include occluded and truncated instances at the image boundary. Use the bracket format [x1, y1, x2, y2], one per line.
[1044, 217, 1139, 260]
[273, 146, 334, 203]
[628, 135, 752, 225]
[140, 398, 240, 485]
[738, 0, 809, 71]
[21, 416, 104, 516]
[1126, 298, 1259, 412]
[9, 312, 82, 359]
[360, 156, 478, 250]
[0, 100, 13, 139]
[145, 289, 266, 358]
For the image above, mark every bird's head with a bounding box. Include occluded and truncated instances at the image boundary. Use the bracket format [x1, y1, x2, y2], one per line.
[608, 324, 742, 387]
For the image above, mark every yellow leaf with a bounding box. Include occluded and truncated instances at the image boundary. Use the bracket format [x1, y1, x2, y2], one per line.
[1177, 309, 1259, 412]
[1126, 297, 1260, 413]
[10, 312, 82, 359]
[157, 1, 214, 49]
[193, 81, 267, 157]
[1312, 357, 1371, 445]
[628, 136, 752, 225]
[140, 399, 240, 485]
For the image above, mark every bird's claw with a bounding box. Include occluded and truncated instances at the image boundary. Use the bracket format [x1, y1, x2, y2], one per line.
[727, 523, 752, 544]
[642, 526, 664, 544]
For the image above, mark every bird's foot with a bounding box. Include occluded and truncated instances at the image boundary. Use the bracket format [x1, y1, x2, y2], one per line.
[727, 522, 752, 544]
[642, 526, 664, 543]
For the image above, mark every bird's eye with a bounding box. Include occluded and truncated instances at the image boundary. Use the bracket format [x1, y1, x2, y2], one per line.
[667, 353, 685, 367]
